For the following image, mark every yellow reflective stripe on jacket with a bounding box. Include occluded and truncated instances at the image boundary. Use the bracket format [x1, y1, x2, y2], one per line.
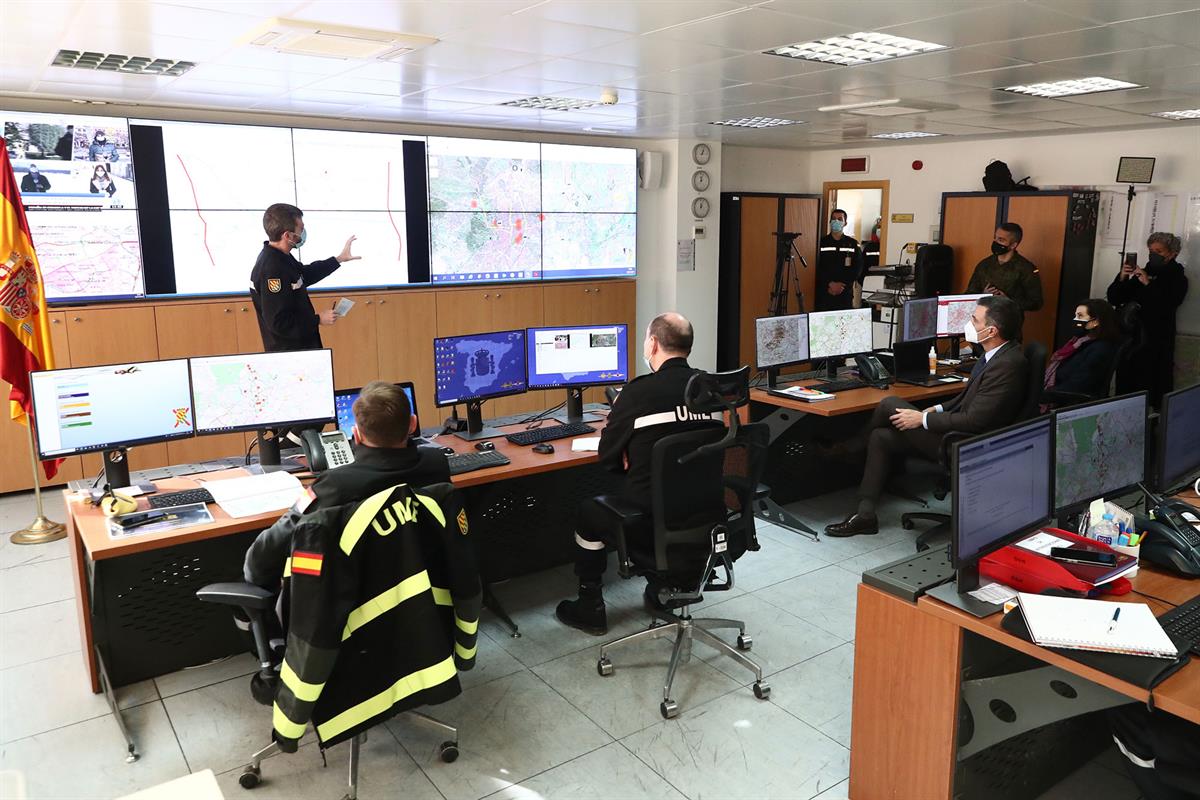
[455, 642, 477, 660]
[273, 703, 307, 740]
[280, 660, 324, 703]
[283, 559, 292, 578]
[342, 570, 432, 641]
[455, 614, 478, 635]
[339, 488, 395, 555]
[316, 656, 457, 742]
[414, 493, 446, 527]
[431, 586, 452, 606]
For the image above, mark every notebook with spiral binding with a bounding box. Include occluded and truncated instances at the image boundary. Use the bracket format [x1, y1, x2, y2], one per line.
[1016, 593, 1179, 659]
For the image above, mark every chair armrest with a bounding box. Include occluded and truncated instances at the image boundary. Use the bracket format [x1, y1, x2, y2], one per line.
[938, 431, 971, 468]
[1041, 388, 1092, 407]
[196, 582, 276, 611]
[753, 482, 771, 501]
[593, 495, 648, 577]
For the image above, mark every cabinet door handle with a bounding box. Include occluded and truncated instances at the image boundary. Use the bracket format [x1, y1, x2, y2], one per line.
[483, 293, 490, 299]
[495, 293, 502, 298]
[378, 299, 386, 305]
[365, 299, 373, 305]
[52, 318, 60, 325]
[241, 307, 249, 312]
[72, 317, 82, 322]
[583, 288, 591, 293]
[224, 308, 232, 313]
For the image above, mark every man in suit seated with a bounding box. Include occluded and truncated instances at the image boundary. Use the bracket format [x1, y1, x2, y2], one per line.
[826, 296, 1029, 537]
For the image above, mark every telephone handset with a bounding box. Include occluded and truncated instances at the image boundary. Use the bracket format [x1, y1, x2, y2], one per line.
[854, 354, 891, 388]
[1135, 500, 1200, 577]
[300, 429, 356, 473]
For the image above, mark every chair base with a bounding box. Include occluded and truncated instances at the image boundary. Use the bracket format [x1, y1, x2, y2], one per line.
[596, 607, 770, 718]
[235, 711, 459, 796]
[902, 512, 951, 552]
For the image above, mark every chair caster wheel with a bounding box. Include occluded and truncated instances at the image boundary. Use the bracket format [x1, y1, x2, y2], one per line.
[597, 657, 614, 677]
[439, 742, 460, 763]
[660, 700, 679, 719]
[901, 518, 914, 530]
[915, 541, 929, 552]
[239, 767, 261, 789]
[753, 681, 771, 700]
[736, 634, 752, 651]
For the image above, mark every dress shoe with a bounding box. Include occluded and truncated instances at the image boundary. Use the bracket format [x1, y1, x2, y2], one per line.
[825, 512, 879, 537]
[555, 583, 608, 635]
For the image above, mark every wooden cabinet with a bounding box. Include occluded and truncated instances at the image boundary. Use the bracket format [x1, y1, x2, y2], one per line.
[62, 306, 159, 367]
[375, 292, 437, 427]
[543, 281, 638, 404]
[318, 293, 378, 390]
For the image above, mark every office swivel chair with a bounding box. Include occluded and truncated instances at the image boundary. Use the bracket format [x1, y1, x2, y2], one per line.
[902, 341, 1048, 550]
[588, 367, 772, 718]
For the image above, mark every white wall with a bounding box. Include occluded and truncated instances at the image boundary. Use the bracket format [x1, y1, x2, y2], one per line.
[722, 145, 809, 194]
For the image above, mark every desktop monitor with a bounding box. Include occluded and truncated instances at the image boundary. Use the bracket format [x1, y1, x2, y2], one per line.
[1155, 382, 1200, 493]
[936, 293, 990, 337]
[807, 308, 873, 360]
[1053, 392, 1147, 513]
[434, 329, 527, 439]
[755, 314, 809, 371]
[29, 359, 195, 486]
[189, 349, 336, 436]
[334, 382, 418, 440]
[899, 298, 938, 343]
[951, 415, 1054, 580]
[527, 324, 628, 423]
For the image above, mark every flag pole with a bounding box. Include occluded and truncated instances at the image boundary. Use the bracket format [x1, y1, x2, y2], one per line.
[10, 420, 65, 545]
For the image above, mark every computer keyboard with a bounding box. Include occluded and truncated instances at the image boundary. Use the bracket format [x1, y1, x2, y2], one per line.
[1159, 594, 1200, 657]
[446, 450, 511, 476]
[505, 422, 596, 447]
[815, 378, 868, 393]
[147, 488, 215, 509]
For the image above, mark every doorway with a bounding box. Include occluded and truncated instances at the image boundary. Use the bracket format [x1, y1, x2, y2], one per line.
[823, 180, 890, 269]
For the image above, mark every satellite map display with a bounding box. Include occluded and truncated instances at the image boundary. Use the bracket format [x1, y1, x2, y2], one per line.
[1054, 394, 1146, 509]
[755, 314, 809, 368]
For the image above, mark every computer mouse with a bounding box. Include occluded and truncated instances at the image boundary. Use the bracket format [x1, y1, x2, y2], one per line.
[474, 441, 495, 451]
[533, 443, 555, 455]
[441, 446, 455, 456]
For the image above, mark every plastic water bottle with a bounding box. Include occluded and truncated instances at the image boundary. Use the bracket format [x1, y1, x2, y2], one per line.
[1091, 512, 1118, 546]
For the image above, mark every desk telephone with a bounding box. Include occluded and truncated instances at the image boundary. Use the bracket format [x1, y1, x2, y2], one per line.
[854, 354, 891, 387]
[1135, 499, 1200, 577]
[299, 429, 355, 473]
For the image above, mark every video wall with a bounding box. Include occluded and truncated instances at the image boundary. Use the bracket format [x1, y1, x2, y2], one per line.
[3, 110, 638, 304]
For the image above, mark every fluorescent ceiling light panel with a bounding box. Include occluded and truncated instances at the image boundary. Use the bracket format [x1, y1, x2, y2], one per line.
[1150, 108, 1200, 120]
[764, 32, 945, 66]
[1002, 77, 1142, 98]
[499, 96, 603, 111]
[710, 117, 805, 128]
[872, 131, 942, 139]
[52, 50, 195, 76]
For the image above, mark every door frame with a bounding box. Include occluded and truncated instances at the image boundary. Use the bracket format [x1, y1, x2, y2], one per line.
[822, 179, 890, 267]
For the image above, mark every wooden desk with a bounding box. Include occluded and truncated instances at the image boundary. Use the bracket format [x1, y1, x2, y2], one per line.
[850, 565, 1200, 799]
[750, 377, 967, 417]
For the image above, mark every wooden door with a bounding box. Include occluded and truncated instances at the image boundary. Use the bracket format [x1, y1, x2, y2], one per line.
[63, 307, 159, 367]
[1005, 195, 1068, 352]
[488, 286, 544, 415]
[318, 294, 378, 390]
[542, 281, 636, 404]
[738, 196, 784, 369]
[233, 301, 261, 353]
[783, 195, 819, 319]
[942, 196, 1000, 292]
[435, 289, 491, 337]
[376, 291, 437, 427]
[47, 311, 71, 368]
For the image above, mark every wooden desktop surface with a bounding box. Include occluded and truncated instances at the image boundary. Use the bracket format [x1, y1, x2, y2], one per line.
[750, 376, 967, 417]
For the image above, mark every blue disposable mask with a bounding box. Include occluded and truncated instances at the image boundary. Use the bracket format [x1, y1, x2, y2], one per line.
[293, 229, 307, 248]
[830, 219, 845, 233]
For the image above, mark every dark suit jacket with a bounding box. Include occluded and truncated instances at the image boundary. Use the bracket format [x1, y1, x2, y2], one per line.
[926, 341, 1028, 435]
[1052, 338, 1118, 397]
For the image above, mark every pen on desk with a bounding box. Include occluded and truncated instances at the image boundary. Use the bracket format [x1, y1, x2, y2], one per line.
[1108, 607, 1121, 634]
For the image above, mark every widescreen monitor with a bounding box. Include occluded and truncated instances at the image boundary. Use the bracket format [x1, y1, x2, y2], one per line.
[952, 415, 1053, 568]
[526, 324, 628, 389]
[1156, 382, 1200, 493]
[433, 329, 527, 407]
[334, 382, 418, 440]
[807, 308, 873, 360]
[936, 293, 989, 337]
[1053, 393, 1147, 512]
[754, 314, 809, 370]
[900, 298, 938, 342]
[30, 359, 194, 458]
[190, 349, 335, 435]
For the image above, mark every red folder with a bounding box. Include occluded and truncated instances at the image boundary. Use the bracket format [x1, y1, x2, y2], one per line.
[980, 528, 1134, 597]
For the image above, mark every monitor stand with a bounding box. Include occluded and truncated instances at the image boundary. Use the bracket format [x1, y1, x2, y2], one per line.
[102, 447, 131, 489]
[452, 400, 506, 442]
[257, 429, 281, 467]
[816, 359, 840, 382]
[925, 564, 1005, 618]
[766, 368, 780, 389]
[554, 388, 602, 424]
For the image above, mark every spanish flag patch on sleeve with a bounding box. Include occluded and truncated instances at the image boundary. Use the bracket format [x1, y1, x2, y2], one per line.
[291, 550, 324, 576]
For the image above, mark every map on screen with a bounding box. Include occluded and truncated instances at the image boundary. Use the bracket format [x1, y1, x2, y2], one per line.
[430, 211, 540, 282]
[427, 137, 540, 212]
[5, 109, 145, 301]
[808, 308, 873, 359]
[434, 330, 527, 405]
[1054, 395, 1146, 510]
[541, 143, 636, 213]
[542, 213, 635, 279]
[755, 314, 809, 368]
[191, 350, 334, 433]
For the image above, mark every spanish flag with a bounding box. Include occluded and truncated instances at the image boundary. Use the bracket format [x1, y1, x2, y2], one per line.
[0, 146, 60, 479]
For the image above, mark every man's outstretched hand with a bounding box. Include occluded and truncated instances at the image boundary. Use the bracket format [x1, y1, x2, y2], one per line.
[337, 235, 360, 264]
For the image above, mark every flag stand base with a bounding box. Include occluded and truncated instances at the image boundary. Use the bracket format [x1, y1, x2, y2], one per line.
[11, 515, 66, 545]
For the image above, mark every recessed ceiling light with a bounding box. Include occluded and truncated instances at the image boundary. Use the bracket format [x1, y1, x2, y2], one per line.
[1002, 77, 1141, 98]
[52, 49, 195, 76]
[1150, 108, 1200, 120]
[710, 117, 804, 128]
[872, 131, 942, 139]
[499, 96, 603, 111]
[764, 32, 946, 66]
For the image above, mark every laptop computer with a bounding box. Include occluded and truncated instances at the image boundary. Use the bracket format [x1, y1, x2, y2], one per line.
[334, 381, 431, 445]
[893, 338, 951, 387]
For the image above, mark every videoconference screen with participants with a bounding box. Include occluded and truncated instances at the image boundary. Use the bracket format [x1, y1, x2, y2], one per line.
[3, 109, 638, 303]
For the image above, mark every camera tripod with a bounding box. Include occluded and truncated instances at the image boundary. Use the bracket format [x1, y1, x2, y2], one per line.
[768, 232, 807, 317]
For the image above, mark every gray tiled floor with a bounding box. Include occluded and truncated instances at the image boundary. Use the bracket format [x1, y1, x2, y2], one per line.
[0, 487, 1143, 799]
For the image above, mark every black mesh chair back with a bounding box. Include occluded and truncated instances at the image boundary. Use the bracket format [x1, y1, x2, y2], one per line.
[1017, 340, 1048, 422]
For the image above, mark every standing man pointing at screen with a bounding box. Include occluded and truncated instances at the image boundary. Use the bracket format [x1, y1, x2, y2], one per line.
[251, 202, 358, 352]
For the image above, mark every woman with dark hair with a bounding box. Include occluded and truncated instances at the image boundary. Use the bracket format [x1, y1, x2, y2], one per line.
[1042, 298, 1122, 405]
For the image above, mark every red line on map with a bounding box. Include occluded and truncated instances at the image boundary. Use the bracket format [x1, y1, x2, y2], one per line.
[386, 162, 403, 260]
[177, 154, 215, 266]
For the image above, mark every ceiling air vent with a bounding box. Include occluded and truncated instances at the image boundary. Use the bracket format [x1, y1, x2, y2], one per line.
[243, 19, 437, 60]
[51, 50, 195, 76]
[499, 96, 604, 111]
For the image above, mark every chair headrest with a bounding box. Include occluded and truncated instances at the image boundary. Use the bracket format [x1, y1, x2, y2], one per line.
[684, 367, 750, 414]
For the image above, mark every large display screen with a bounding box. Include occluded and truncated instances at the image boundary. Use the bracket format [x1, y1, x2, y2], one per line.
[4, 110, 145, 301]
[190, 349, 335, 434]
[540, 144, 636, 281]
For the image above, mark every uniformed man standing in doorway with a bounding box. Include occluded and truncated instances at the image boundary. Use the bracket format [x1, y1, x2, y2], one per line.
[250, 202, 358, 352]
[966, 222, 1044, 314]
[815, 208, 864, 311]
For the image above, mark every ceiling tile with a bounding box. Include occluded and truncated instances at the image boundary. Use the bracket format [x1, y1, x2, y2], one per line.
[883, 50, 1030, 80]
[649, 7, 856, 51]
[303, 74, 426, 96]
[183, 63, 326, 90]
[393, 41, 545, 73]
[524, 1, 746, 34]
[52, 28, 232, 63]
[505, 57, 641, 85]
[1109, 9, 1200, 47]
[434, 72, 594, 97]
[334, 61, 485, 86]
[686, 81, 804, 110]
[290, 0, 538, 38]
[758, 0, 1014, 30]
[217, 46, 377, 76]
[968, 23, 1178, 63]
[1052, 84, 1197, 107]
[1042, 45, 1200, 75]
[440, 17, 633, 58]
[702, 53, 841, 84]
[838, 79, 998, 101]
[249, 97, 361, 114]
[876, 4, 1095, 49]
[569, 36, 741, 73]
[1023, 0, 1200, 25]
[935, 62, 1095, 89]
[765, 65, 921, 93]
[610, 68, 744, 96]
[30, 80, 160, 101]
[160, 78, 289, 98]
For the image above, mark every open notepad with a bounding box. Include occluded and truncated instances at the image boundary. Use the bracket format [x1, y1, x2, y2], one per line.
[1016, 593, 1179, 659]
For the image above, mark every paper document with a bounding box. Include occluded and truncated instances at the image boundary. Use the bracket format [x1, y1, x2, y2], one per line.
[967, 582, 1018, 604]
[334, 297, 355, 318]
[202, 471, 305, 518]
[571, 437, 601, 452]
[1015, 531, 1071, 556]
[1017, 593, 1179, 658]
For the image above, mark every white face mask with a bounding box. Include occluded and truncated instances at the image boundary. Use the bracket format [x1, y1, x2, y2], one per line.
[964, 318, 992, 345]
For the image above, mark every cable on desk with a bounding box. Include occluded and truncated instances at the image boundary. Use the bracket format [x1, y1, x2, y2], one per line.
[244, 437, 258, 466]
[519, 401, 567, 429]
[1132, 589, 1179, 609]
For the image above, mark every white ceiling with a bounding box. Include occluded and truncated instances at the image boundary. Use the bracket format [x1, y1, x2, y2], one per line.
[2, 0, 1198, 146]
